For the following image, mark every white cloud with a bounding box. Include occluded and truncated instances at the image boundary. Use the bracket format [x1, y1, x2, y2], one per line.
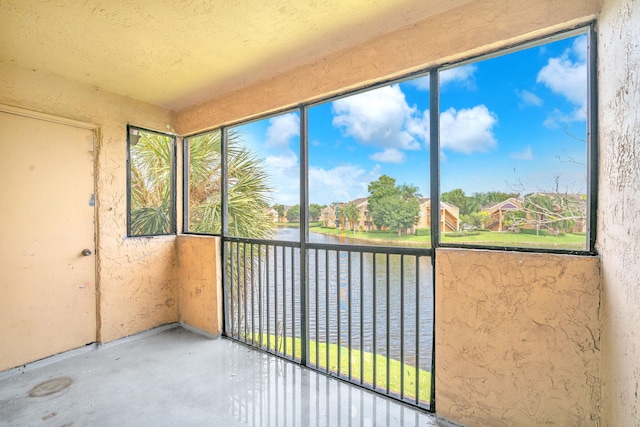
[370, 148, 406, 164]
[411, 64, 477, 91]
[440, 105, 498, 154]
[264, 150, 298, 169]
[265, 113, 300, 148]
[572, 36, 588, 62]
[537, 35, 587, 122]
[264, 150, 299, 205]
[516, 89, 543, 107]
[309, 164, 381, 205]
[542, 108, 571, 129]
[331, 85, 427, 161]
[262, 114, 300, 205]
[440, 64, 477, 87]
[410, 76, 430, 91]
[510, 145, 534, 160]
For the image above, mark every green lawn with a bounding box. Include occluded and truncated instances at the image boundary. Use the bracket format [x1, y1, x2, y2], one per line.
[308, 226, 585, 249]
[250, 333, 431, 403]
[441, 230, 585, 248]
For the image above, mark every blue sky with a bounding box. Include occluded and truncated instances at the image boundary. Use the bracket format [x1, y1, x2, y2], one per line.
[232, 32, 588, 207]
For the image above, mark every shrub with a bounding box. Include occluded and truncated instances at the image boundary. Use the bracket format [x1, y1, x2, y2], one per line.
[446, 231, 480, 238]
[415, 228, 431, 236]
[518, 228, 548, 236]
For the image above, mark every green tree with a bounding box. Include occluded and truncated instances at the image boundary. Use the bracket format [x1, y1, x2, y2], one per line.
[308, 203, 324, 222]
[286, 204, 301, 222]
[368, 175, 399, 229]
[374, 195, 420, 236]
[460, 211, 489, 229]
[368, 175, 398, 203]
[441, 188, 471, 215]
[273, 204, 285, 221]
[187, 130, 274, 238]
[367, 176, 420, 236]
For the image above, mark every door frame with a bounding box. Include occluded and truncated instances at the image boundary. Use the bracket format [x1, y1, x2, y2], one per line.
[0, 103, 100, 345]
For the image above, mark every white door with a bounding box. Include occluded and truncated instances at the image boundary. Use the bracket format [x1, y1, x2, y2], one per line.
[0, 109, 97, 371]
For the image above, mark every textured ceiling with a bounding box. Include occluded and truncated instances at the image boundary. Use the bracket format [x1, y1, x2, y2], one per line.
[0, 0, 467, 110]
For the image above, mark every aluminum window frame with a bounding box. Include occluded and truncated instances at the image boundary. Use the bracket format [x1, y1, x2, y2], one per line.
[126, 124, 177, 237]
[433, 24, 597, 256]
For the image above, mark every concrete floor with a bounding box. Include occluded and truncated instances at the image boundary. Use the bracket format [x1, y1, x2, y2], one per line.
[0, 326, 452, 427]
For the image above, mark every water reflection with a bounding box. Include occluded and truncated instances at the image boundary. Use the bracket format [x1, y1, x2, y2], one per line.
[254, 228, 433, 368]
[227, 347, 436, 427]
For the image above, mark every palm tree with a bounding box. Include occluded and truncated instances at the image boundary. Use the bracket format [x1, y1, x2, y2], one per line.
[346, 202, 360, 233]
[129, 131, 174, 235]
[186, 130, 275, 340]
[187, 130, 274, 238]
[130, 128, 275, 239]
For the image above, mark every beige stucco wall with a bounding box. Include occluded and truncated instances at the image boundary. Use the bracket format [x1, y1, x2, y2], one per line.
[0, 62, 180, 344]
[177, 236, 222, 336]
[597, 0, 640, 425]
[436, 249, 601, 426]
[176, 0, 600, 134]
[3, 0, 639, 424]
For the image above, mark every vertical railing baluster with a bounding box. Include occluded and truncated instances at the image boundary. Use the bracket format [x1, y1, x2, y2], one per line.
[236, 242, 241, 339]
[292, 247, 296, 360]
[400, 254, 405, 400]
[265, 245, 270, 351]
[315, 248, 319, 369]
[244, 242, 248, 342]
[372, 253, 377, 389]
[359, 251, 364, 386]
[337, 249, 341, 377]
[325, 249, 329, 373]
[283, 246, 288, 357]
[348, 250, 352, 381]
[228, 242, 234, 337]
[258, 244, 263, 348]
[275, 245, 279, 354]
[386, 253, 390, 395]
[251, 243, 255, 345]
[415, 254, 420, 405]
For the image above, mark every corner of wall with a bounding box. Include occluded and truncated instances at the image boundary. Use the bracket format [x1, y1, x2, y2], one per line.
[176, 235, 222, 336]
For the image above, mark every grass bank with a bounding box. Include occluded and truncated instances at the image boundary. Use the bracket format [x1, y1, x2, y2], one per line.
[250, 333, 431, 403]
[308, 226, 585, 249]
[308, 226, 431, 246]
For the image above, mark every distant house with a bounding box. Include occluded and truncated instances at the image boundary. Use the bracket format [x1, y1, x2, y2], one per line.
[278, 205, 295, 223]
[416, 198, 460, 232]
[349, 198, 373, 231]
[319, 204, 337, 228]
[321, 197, 460, 232]
[267, 207, 279, 223]
[481, 197, 523, 232]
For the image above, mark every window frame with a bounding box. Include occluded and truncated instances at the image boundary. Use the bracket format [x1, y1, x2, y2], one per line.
[182, 128, 223, 236]
[126, 124, 177, 237]
[180, 23, 597, 255]
[433, 25, 597, 255]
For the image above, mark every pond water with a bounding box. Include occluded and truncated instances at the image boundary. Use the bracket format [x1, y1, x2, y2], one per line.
[232, 227, 434, 371]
